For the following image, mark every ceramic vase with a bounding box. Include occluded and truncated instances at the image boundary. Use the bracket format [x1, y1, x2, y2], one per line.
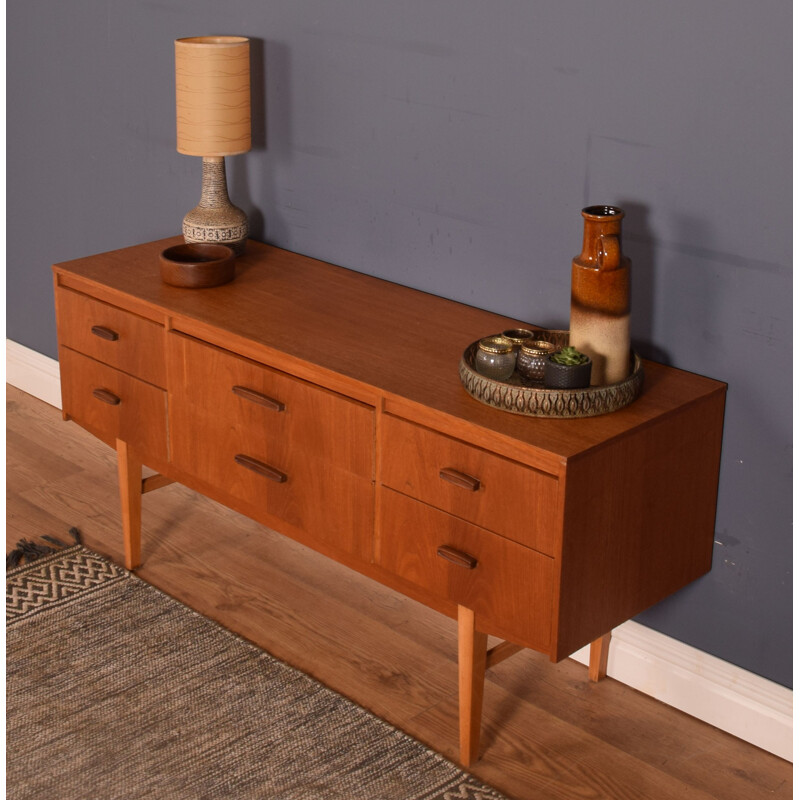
[569, 206, 631, 386]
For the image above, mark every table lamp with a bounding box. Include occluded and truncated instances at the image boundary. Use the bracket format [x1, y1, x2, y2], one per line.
[175, 36, 251, 255]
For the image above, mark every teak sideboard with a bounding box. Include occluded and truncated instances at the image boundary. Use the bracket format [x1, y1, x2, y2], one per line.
[53, 237, 726, 766]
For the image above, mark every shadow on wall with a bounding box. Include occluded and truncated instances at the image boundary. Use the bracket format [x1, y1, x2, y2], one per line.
[250, 37, 267, 151]
[230, 36, 270, 243]
[620, 199, 672, 366]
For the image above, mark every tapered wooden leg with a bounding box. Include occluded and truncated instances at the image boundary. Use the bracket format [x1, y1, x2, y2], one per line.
[116, 439, 142, 570]
[457, 605, 489, 767]
[589, 632, 612, 682]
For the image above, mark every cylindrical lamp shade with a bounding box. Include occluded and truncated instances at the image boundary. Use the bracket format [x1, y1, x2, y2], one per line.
[175, 36, 251, 157]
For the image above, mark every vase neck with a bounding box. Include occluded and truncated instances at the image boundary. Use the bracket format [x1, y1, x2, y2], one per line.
[580, 219, 620, 257]
[578, 207, 625, 269]
[199, 156, 231, 209]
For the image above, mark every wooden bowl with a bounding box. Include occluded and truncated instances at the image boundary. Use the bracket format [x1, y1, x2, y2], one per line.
[159, 243, 235, 288]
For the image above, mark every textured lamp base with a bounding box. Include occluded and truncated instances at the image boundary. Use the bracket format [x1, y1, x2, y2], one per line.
[183, 156, 248, 256]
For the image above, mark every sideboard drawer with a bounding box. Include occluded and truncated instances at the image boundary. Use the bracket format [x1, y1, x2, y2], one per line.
[168, 333, 375, 559]
[378, 489, 553, 651]
[380, 415, 558, 556]
[168, 333, 373, 479]
[59, 347, 168, 460]
[55, 287, 166, 387]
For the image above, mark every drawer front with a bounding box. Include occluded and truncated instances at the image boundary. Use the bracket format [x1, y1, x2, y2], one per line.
[168, 333, 375, 559]
[168, 333, 373, 479]
[56, 287, 166, 387]
[59, 347, 168, 461]
[378, 489, 553, 651]
[380, 415, 558, 556]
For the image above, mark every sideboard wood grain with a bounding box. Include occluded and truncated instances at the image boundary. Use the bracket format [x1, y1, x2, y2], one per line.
[53, 236, 726, 766]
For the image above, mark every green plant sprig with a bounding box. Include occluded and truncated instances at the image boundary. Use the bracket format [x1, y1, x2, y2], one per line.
[551, 346, 589, 366]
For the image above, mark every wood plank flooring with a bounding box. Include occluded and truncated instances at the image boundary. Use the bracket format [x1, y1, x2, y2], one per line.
[6, 385, 792, 800]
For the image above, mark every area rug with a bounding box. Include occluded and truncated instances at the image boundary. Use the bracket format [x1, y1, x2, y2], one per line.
[6, 536, 508, 800]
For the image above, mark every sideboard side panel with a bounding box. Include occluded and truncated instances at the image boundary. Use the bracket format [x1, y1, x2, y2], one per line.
[553, 390, 726, 661]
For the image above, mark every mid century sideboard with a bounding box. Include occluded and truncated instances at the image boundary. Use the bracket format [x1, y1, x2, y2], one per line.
[53, 237, 726, 765]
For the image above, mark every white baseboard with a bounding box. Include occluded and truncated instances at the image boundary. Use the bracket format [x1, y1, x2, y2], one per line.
[5, 338, 793, 762]
[6, 339, 62, 409]
[571, 621, 792, 761]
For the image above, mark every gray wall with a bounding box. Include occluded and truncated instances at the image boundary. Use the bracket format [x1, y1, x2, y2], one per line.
[7, 1, 791, 687]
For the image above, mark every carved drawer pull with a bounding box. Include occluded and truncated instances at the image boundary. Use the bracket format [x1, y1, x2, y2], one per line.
[232, 385, 285, 412]
[436, 545, 478, 570]
[91, 325, 119, 341]
[234, 454, 287, 483]
[92, 388, 121, 405]
[439, 468, 481, 492]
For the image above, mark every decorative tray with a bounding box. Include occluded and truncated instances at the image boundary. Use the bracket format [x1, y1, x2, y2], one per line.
[459, 333, 644, 419]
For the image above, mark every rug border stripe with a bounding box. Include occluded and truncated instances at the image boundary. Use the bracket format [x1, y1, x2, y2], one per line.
[7, 546, 129, 626]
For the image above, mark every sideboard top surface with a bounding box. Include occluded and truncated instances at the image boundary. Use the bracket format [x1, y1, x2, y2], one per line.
[53, 237, 726, 464]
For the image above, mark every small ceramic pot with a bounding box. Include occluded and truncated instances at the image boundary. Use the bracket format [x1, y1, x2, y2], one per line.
[544, 355, 593, 389]
[500, 328, 535, 352]
[517, 340, 557, 384]
[475, 336, 516, 381]
[159, 243, 235, 288]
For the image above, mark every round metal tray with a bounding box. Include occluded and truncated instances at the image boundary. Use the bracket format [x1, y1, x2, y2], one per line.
[459, 338, 644, 419]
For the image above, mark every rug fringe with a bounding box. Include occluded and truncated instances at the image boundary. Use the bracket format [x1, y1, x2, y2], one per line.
[42, 535, 70, 548]
[6, 527, 83, 570]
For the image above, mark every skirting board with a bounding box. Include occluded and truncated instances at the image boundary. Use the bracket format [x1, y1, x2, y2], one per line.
[7, 339, 63, 410]
[5, 338, 793, 762]
[571, 622, 792, 762]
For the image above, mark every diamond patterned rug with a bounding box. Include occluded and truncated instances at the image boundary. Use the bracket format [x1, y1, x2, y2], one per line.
[6, 540, 509, 800]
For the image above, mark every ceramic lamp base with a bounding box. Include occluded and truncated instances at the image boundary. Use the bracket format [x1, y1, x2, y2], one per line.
[183, 156, 248, 255]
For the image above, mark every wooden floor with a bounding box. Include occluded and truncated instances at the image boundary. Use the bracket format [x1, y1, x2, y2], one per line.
[6, 385, 792, 800]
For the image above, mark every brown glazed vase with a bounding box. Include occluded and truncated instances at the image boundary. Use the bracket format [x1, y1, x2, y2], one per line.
[569, 206, 631, 385]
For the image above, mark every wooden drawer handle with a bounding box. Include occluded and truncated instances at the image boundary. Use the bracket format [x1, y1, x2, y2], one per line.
[439, 468, 481, 492]
[234, 454, 287, 483]
[92, 388, 121, 406]
[436, 545, 478, 570]
[91, 325, 119, 342]
[232, 386, 285, 412]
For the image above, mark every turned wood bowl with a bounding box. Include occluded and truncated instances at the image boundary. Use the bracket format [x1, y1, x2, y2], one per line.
[159, 243, 235, 288]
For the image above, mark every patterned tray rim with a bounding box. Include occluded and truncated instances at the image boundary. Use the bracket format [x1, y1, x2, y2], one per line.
[459, 340, 644, 419]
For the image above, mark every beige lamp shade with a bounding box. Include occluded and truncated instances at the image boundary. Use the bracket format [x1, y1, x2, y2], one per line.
[175, 36, 251, 157]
